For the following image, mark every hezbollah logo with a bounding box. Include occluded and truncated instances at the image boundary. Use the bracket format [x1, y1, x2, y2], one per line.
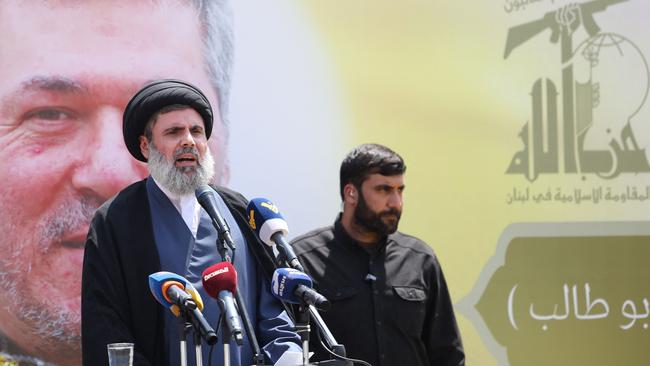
[505, 0, 650, 182]
[248, 209, 256, 230]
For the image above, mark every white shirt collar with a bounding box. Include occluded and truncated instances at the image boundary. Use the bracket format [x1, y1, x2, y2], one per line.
[152, 177, 201, 238]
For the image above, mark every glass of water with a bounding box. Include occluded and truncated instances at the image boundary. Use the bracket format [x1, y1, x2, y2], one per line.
[107, 342, 134, 366]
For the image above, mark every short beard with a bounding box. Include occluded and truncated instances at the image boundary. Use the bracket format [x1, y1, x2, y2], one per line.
[147, 143, 215, 196]
[353, 191, 401, 236]
[0, 260, 82, 350]
[0, 195, 100, 356]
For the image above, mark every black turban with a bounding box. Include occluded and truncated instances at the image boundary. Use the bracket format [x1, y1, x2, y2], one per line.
[122, 79, 213, 162]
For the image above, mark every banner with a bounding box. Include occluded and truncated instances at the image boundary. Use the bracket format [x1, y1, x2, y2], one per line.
[1, 1, 649, 365]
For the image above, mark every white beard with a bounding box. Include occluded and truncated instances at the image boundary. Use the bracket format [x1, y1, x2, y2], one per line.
[147, 143, 216, 196]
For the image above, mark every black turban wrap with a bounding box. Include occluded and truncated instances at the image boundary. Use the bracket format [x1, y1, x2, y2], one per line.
[122, 79, 214, 162]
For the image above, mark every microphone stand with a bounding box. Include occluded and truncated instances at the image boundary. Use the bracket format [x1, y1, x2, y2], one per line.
[234, 290, 265, 366]
[309, 306, 349, 365]
[178, 312, 193, 366]
[216, 234, 265, 366]
[216, 235, 233, 264]
[193, 328, 204, 366]
[295, 305, 311, 366]
[275, 257, 348, 365]
[222, 317, 232, 366]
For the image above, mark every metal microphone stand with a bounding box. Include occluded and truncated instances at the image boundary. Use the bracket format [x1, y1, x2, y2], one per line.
[294, 304, 311, 366]
[275, 257, 348, 365]
[221, 317, 232, 366]
[216, 234, 265, 366]
[234, 289, 265, 366]
[177, 318, 192, 366]
[193, 328, 204, 366]
[178, 306, 213, 366]
[309, 306, 351, 365]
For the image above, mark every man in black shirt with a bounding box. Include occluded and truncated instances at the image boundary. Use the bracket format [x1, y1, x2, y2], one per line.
[291, 143, 464, 366]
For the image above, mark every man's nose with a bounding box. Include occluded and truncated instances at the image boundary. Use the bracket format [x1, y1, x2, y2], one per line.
[71, 108, 148, 200]
[180, 129, 197, 148]
[388, 191, 403, 209]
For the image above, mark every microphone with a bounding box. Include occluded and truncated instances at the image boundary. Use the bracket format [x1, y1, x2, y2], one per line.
[271, 268, 331, 311]
[201, 262, 244, 345]
[195, 186, 236, 251]
[246, 198, 304, 272]
[148, 272, 217, 345]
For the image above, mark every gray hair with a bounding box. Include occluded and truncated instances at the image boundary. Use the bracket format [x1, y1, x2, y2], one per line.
[190, 0, 234, 140]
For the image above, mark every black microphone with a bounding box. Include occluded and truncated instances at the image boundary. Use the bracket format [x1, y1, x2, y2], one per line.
[246, 198, 304, 272]
[270, 232, 304, 272]
[195, 186, 236, 252]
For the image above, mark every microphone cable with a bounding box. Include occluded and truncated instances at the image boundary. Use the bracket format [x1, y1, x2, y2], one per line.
[208, 342, 215, 366]
[314, 324, 373, 366]
[207, 314, 222, 366]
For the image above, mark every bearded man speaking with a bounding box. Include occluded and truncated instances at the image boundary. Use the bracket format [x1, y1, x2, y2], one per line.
[81, 80, 300, 366]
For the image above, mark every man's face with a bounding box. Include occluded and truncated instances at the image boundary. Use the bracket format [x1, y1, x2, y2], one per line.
[142, 108, 215, 195]
[353, 173, 405, 236]
[0, 1, 227, 364]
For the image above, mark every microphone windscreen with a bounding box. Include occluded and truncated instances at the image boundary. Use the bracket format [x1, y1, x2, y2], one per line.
[184, 281, 204, 311]
[149, 271, 187, 307]
[246, 198, 289, 246]
[149, 271, 204, 315]
[271, 268, 313, 304]
[202, 262, 238, 298]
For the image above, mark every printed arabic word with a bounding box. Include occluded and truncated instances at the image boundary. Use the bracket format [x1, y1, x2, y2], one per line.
[505, 185, 650, 204]
[508, 283, 650, 331]
[504, 0, 550, 13]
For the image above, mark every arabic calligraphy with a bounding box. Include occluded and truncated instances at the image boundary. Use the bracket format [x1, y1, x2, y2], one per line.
[508, 283, 650, 331]
[506, 185, 650, 204]
[621, 298, 650, 330]
[504, 0, 650, 181]
[503, 0, 548, 14]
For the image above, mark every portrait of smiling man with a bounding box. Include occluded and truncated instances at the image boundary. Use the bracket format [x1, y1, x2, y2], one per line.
[0, 1, 233, 365]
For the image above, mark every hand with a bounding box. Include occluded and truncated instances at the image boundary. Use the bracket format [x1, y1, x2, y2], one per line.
[555, 3, 583, 37]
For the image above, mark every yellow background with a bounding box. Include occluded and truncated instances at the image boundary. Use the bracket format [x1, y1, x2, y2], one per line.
[296, 1, 650, 364]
